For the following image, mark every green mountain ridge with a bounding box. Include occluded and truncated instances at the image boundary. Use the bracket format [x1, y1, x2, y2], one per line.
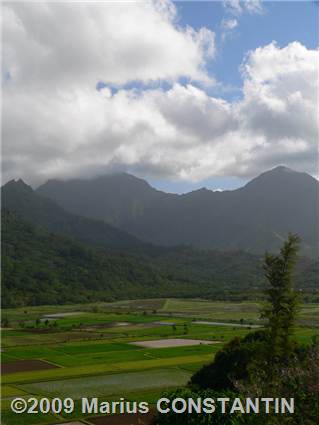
[36, 166, 319, 254]
[2, 177, 318, 307]
[2, 178, 160, 256]
[3, 209, 318, 308]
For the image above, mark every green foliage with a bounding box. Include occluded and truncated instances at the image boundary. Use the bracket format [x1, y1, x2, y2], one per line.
[190, 331, 267, 391]
[235, 342, 319, 425]
[2, 179, 318, 308]
[1, 210, 175, 307]
[186, 235, 318, 424]
[261, 234, 301, 362]
[3, 210, 317, 308]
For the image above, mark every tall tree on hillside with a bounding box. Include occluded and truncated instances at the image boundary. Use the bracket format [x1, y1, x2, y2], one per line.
[261, 233, 301, 364]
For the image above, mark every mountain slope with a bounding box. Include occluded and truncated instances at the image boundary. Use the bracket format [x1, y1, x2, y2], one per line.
[1, 210, 171, 307]
[37, 167, 319, 254]
[37, 173, 164, 225]
[0, 209, 266, 308]
[2, 179, 160, 256]
[3, 210, 317, 307]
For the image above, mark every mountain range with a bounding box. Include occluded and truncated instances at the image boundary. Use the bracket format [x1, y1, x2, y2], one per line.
[2, 178, 159, 256]
[36, 166, 319, 255]
[2, 165, 318, 307]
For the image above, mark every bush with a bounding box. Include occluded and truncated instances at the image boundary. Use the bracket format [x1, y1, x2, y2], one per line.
[190, 331, 267, 391]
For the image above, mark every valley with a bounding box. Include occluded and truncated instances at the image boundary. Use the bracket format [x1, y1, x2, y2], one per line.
[1, 166, 318, 424]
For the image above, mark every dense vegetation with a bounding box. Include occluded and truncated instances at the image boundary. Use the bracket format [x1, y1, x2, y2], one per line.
[2, 178, 318, 307]
[1, 210, 263, 307]
[3, 210, 318, 308]
[155, 236, 319, 424]
[2, 210, 172, 307]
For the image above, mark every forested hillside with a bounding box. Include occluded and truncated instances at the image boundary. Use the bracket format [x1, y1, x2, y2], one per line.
[2, 210, 171, 307]
[2, 210, 318, 307]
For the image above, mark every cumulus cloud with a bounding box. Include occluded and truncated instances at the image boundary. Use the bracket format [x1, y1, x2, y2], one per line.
[2, 1, 318, 185]
[240, 42, 319, 146]
[3, 0, 216, 89]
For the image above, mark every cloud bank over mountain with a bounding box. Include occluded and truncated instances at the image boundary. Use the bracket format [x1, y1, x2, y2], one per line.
[2, 1, 318, 184]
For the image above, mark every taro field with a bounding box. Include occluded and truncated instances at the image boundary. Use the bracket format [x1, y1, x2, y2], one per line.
[1, 299, 318, 424]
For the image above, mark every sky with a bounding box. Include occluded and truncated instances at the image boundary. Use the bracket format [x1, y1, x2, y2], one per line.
[2, 0, 319, 193]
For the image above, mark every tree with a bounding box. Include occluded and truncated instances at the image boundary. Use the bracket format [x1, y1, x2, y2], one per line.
[190, 235, 302, 392]
[261, 233, 301, 364]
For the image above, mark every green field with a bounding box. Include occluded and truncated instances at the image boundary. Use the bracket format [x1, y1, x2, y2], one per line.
[1, 299, 318, 425]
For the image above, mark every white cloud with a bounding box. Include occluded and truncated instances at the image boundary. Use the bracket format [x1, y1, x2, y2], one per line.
[221, 18, 238, 41]
[222, 0, 243, 16]
[2, 82, 237, 182]
[240, 42, 319, 144]
[221, 18, 238, 31]
[2, 1, 216, 89]
[2, 1, 318, 185]
[244, 0, 264, 15]
[222, 0, 263, 16]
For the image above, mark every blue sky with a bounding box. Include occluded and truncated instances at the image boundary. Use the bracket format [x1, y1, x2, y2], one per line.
[150, 0, 319, 193]
[3, 1, 318, 191]
[177, 1, 318, 95]
[102, 1, 319, 194]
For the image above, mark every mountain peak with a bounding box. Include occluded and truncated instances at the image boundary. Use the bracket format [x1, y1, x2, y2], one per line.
[255, 165, 296, 179]
[3, 178, 33, 192]
[243, 165, 318, 191]
[269, 165, 295, 174]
